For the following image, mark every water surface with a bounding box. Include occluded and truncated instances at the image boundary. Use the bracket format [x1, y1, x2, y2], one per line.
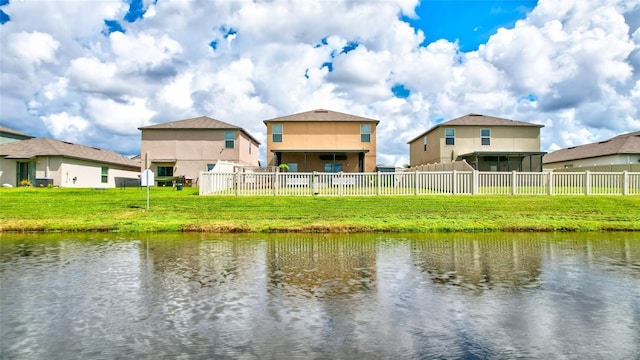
[1, 232, 639, 359]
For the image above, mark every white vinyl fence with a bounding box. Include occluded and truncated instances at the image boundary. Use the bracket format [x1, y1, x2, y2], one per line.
[199, 170, 640, 196]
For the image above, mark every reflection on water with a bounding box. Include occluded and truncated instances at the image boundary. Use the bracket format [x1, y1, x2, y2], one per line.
[1, 232, 639, 359]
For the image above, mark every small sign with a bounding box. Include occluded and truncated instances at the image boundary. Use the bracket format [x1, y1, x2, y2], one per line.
[141, 169, 154, 186]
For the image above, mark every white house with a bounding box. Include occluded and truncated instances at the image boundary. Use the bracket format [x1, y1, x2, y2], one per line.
[0, 138, 140, 188]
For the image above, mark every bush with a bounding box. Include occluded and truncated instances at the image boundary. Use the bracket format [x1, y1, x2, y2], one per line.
[19, 179, 32, 187]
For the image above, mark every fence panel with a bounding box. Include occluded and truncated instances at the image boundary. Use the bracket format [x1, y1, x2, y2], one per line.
[199, 171, 640, 196]
[478, 172, 511, 195]
[516, 172, 548, 195]
[629, 173, 640, 195]
[590, 172, 622, 195]
[551, 173, 584, 195]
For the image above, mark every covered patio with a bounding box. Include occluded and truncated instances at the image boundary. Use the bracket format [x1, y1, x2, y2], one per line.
[458, 151, 546, 172]
[273, 149, 369, 172]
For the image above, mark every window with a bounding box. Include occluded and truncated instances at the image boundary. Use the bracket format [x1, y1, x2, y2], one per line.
[445, 128, 455, 145]
[157, 166, 173, 177]
[249, 141, 252, 154]
[324, 163, 342, 172]
[288, 163, 298, 172]
[101, 166, 108, 183]
[225, 131, 234, 148]
[361, 124, 371, 143]
[481, 128, 491, 146]
[423, 136, 427, 151]
[207, 164, 215, 171]
[272, 124, 283, 142]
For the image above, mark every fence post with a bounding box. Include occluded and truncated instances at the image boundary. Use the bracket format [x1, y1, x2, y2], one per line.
[377, 171, 381, 196]
[472, 170, 479, 195]
[414, 171, 419, 195]
[623, 171, 629, 195]
[452, 170, 457, 194]
[339, 171, 344, 196]
[313, 171, 319, 195]
[585, 170, 590, 195]
[511, 171, 517, 195]
[547, 171, 553, 195]
[235, 171, 240, 196]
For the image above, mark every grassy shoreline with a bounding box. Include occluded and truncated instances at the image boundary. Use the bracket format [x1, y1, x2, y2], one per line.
[1, 187, 639, 233]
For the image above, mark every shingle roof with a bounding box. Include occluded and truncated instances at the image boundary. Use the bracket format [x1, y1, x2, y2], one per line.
[0, 125, 34, 139]
[543, 131, 640, 164]
[139, 116, 260, 144]
[0, 138, 140, 169]
[408, 114, 543, 143]
[263, 109, 380, 124]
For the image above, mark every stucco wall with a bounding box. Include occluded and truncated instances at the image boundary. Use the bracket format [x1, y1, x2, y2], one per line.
[543, 154, 640, 170]
[265, 121, 377, 172]
[410, 125, 541, 166]
[141, 129, 259, 181]
[0, 156, 138, 187]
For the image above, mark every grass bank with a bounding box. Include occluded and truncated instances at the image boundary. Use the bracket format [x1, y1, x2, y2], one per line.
[0, 187, 639, 233]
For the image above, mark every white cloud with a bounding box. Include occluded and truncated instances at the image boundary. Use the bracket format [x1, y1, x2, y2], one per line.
[109, 32, 183, 73]
[86, 97, 156, 135]
[40, 112, 90, 143]
[0, 0, 639, 166]
[6, 31, 60, 67]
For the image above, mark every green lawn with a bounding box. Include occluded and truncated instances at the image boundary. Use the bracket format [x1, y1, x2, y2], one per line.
[1, 187, 639, 233]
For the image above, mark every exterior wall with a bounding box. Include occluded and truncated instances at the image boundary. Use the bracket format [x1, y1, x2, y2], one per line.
[410, 125, 541, 166]
[0, 156, 138, 187]
[543, 154, 640, 170]
[265, 121, 377, 172]
[0, 158, 17, 185]
[141, 129, 259, 182]
[0, 134, 31, 144]
[409, 131, 441, 166]
[237, 132, 260, 167]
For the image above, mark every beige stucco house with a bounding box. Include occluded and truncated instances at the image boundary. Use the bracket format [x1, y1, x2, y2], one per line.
[0, 138, 140, 188]
[408, 114, 545, 171]
[263, 109, 379, 172]
[543, 131, 640, 170]
[139, 116, 260, 186]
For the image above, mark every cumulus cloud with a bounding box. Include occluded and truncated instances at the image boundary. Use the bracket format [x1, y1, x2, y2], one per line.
[0, 0, 639, 166]
[40, 112, 90, 143]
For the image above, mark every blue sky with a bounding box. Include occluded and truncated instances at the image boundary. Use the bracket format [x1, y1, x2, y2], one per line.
[408, 0, 537, 50]
[1, 0, 639, 166]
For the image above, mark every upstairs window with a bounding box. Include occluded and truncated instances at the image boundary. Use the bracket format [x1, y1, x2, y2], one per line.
[445, 128, 455, 145]
[225, 131, 234, 149]
[101, 166, 108, 183]
[423, 136, 427, 151]
[272, 124, 283, 142]
[481, 129, 491, 145]
[361, 124, 371, 143]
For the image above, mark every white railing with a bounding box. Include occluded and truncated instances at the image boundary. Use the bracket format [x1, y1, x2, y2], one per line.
[199, 171, 640, 196]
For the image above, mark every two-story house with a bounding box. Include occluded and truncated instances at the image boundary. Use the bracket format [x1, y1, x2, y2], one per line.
[408, 114, 545, 171]
[263, 109, 379, 173]
[139, 116, 260, 186]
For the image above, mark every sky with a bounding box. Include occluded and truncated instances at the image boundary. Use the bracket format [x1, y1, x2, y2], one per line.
[1, 0, 640, 166]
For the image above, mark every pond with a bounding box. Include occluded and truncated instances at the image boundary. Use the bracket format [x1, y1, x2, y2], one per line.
[1, 232, 639, 359]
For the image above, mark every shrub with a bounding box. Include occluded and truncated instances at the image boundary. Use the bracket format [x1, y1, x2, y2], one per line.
[19, 179, 32, 187]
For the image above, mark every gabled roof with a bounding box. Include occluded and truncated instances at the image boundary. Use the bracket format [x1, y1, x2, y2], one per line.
[263, 109, 380, 124]
[0, 125, 34, 139]
[138, 116, 260, 144]
[543, 131, 640, 164]
[0, 138, 140, 169]
[408, 114, 543, 143]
